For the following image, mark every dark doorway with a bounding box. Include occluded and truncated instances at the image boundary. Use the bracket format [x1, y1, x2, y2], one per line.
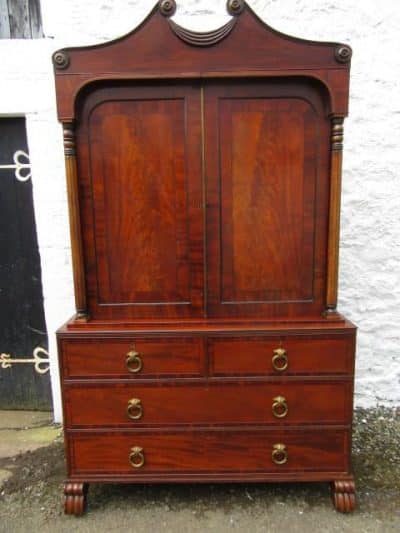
[0, 117, 52, 409]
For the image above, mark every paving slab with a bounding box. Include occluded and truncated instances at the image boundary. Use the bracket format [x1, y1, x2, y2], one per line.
[0, 410, 61, 490]
[0, 426, 60, 459]
[0, 410, 52, 430]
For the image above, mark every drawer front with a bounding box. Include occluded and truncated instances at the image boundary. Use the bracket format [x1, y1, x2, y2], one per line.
[68, 428, 349, 475]
[209, 336, 354, 376]
[64, 382, 352, 427]
[60, 337, 204, 379]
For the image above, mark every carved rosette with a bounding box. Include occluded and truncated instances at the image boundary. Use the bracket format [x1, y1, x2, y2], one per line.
[227, 0, 245, 16]
[53, 50, 70, 70]
[331, 117, 344, 151]
[335, 45, 352, 64]
[159, 0, 176, 17]
[63, 123, 76, 156]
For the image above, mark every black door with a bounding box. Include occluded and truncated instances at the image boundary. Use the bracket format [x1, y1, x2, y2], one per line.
[0, 117, 52, 409]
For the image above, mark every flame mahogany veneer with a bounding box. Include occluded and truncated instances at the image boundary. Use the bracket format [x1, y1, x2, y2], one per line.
[54, 1, 356, 515]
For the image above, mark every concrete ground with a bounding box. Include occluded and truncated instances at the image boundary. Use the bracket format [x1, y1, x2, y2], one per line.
[0, 408, 398, 533]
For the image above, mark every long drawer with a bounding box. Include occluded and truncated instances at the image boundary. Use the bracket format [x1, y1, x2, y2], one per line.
[63, 381, 352, 427]
[67, 428, 349, 476]
[208, 335, 355, 376]
[59, 337, 204, 379]
[59, 332, 355, 380]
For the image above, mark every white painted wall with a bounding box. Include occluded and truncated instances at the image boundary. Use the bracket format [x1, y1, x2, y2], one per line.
[0, 1, 398, 421]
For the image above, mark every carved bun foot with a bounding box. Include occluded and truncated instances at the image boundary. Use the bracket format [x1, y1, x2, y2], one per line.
[331, 479, 356, 513]
[64, 482, 88, 516]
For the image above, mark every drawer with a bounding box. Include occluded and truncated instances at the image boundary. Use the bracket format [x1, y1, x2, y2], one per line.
[59, 337, 204, 379]
[209, 335, 355, 376]
[68, 428, 349, 476]
[64, 381, 352, 427]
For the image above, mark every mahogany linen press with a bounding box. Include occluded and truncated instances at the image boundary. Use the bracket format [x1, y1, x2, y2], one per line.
[53, 0, 356, 515]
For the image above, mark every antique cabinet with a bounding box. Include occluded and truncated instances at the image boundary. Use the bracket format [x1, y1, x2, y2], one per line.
[53, 0, 356, 515]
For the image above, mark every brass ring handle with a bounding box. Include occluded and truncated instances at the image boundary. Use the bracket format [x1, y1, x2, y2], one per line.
[127, 398, 143, 420]
[272, 348, 288, 372]
[126, 350, 143, 373]
[129, 446, 145, 468]
[272, 443, 288, 465]
[272, 396, 288, 418]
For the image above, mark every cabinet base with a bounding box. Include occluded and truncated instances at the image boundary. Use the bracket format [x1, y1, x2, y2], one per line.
[63, 477, 356, 515]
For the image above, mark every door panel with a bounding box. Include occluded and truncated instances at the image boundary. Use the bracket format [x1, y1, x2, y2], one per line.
[219, 97, 315, 302]
[205, 81, 330, 318]
[77, 80, 329, 320]
[91, 99, 189, 304]
[77, 84, 204, 319]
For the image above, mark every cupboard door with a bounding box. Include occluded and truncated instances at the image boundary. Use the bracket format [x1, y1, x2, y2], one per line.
[204, 80, 330, 318]
[77, 84, 204, 319]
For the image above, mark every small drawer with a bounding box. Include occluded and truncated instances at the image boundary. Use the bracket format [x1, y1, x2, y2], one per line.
[64, 381, 352, 427]
[59, 337, 204, 379]
[209, 335, 355, 376]
[68, 428, 349, 476]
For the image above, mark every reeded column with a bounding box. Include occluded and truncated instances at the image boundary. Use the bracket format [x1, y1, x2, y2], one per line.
[63, 122, 88, 320]
[325, 116, 344, 318]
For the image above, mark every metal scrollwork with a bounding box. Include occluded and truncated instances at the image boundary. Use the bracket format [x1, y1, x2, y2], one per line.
[0, 347, 50, 375]
[0, 150, 31, 182]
